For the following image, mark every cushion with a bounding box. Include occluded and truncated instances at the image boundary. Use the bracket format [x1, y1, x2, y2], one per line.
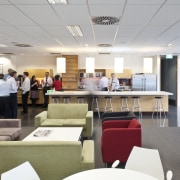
[63, 119, 86, 128]
[128, 119, 141, 128]
[0, 128, 21, 140]
[41, 119, 64, 126]
[0, 136, 11, 141]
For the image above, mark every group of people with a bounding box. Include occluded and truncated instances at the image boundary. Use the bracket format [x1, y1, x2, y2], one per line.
[42, 72, 62, 108]
[99, 73, 120, 91]
[0, 69, 62, 118]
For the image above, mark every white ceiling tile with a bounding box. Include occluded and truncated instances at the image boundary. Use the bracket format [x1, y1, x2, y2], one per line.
[150, 5, 180, 25]
[127, 0, 165, 5]
[88, 0, 126, 5]
[8, 0, 48, 4]
[0, 0, 10, 4]
[53, 5, 90, 25]
[116, 26, 143, 37]
[121, 4, 161, 25]
[16, 26, 51, 37]
[16, 5, 63, 25]
[89, 5, 124, 17]
[0, 5, 35, 25]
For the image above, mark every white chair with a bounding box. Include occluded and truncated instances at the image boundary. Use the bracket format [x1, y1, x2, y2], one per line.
[125, 146, 173, 180]
[1, 161, 40, 180]
[111, 160, 120, 168]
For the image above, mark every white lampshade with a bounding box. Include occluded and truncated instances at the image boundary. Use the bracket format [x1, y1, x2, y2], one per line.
[143, 57, 153, 73]
[86, 57, 95, 73]
[114, 57, 124, 73]
[57, 57, 66, 73]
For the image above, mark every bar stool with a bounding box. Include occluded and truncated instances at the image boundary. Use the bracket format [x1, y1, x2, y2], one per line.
[51, 96, 60, 103]
[63, 96, 70, 104]
[152, 96, 166, 127]
[104, 96, 113, 112]
[132, 96, 142, 122]
[77, 96, 85, 104]
[120, 96, 129, 111]
[91, 96, 100, 118]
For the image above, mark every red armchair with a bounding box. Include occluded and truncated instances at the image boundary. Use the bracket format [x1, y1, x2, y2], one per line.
[101, 119, 141, 164]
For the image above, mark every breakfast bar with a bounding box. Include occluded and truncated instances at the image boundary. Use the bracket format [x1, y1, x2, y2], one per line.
[46, 91, 173, 112]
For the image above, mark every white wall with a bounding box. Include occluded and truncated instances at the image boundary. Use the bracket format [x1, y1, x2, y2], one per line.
[0, 54, 159, 77]
[78, 54, 145, 74]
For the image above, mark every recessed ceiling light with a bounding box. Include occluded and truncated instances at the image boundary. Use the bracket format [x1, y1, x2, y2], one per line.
[167, 43, 172, 47]
[0, 44, 8, 47]
[47, 0, 68, 4]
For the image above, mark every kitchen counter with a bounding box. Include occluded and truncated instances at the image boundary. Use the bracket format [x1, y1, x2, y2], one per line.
[46, 91, 173, 112]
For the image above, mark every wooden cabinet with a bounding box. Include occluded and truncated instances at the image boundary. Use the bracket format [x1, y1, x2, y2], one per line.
[24, 69, 53, 79]
[105, 69, 132, 78]
[62, 55, 78, 90]
[17, 89, 43, 105]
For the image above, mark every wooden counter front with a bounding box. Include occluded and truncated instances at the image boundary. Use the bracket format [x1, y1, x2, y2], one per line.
[17, 88, 43, 105]
[47, 91, 173, 112]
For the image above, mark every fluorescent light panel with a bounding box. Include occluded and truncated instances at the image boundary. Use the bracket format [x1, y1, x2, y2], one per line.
[57, 57, 66, 73]
[86, 57, 95, 73]
[48, 0, 68, 4]
[67, 25, 83, 37]
[143, 57, 153, 73]
[114, 57, 124, 73]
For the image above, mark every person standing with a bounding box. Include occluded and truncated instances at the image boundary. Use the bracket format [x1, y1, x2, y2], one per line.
[21, 72, 30, 114]
[109, 73, 120, 91]
[7, 71, 18, 118]
[0, 74, 10, 118]
[99, 73, 109, 91]
[52, 75, 62, 91]
[42, 72, 52, 108]
[30, 75, 39, 107]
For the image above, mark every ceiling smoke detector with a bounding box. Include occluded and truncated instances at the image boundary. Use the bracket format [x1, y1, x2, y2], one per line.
[15, 44, 33, 47]
[92, 16, 120, 25]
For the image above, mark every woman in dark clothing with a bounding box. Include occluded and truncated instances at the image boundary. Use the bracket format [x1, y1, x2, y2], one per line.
[30, 75, 39, 107]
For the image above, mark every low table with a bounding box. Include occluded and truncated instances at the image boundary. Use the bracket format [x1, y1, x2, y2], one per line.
[23, 127, 83, 141]
[63, 168, 158, 180]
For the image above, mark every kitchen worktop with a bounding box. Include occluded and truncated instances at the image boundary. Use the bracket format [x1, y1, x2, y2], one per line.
[46, 90, 173, 96]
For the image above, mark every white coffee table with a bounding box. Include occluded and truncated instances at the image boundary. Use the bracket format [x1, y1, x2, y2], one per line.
[23, 127, 83, 141]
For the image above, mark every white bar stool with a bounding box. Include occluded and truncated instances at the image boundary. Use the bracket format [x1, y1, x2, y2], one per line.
[91, 96, 100, 118]
[152, 96, 166, 127]
[132, 96, 142, 122]
[51, 96, 60, 103]
[120, 96, 129, 111]
[77, 96, 85, 104]
[104, 96, 113, 112]
[63, 96, 70, 104]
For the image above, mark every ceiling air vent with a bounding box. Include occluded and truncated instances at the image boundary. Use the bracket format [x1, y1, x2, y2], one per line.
[99, 52, 111, 55]
[2, 52, 15, 55]
[98, 44, 112, 47]
[15, 44, 33, 47]
[92, 16, 120, 25]
[49, 53, 62, 55]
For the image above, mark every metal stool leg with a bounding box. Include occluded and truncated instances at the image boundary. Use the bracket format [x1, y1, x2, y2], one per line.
[120, 97, 129, 111]
[152, 97, 166, 127]
[132, 97, 142, 123]
[91, 96, 100, 118]
[104, 97, 113, 112]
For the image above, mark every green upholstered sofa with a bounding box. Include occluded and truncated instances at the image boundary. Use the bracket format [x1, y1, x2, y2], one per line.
[0, 119, 21, 141]
[35, 104, 93, 138]
[0, 140, 94, 180]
